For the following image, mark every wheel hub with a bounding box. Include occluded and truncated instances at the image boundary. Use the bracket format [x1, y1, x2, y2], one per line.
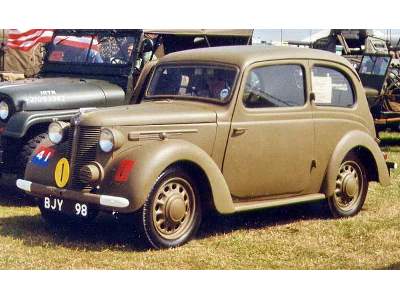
[334, 160, 363, 211]
[152, 177, 195, 240]
[342, 173, 359, 198]
[166, 195, 186, 223]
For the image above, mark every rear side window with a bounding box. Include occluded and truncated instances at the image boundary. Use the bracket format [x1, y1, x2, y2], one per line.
[311, 66, 355, 107]
[243, 64, 305, 108]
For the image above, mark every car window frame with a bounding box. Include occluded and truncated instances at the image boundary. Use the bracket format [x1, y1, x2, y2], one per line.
[241, 60, 309, 111]
[144, 61, 240, 105]
[310, 63, 357, 109]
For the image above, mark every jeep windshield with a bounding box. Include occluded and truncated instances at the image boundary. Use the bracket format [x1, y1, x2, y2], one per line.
[46, 32, 139, 66]
[146, 64, 238, 103]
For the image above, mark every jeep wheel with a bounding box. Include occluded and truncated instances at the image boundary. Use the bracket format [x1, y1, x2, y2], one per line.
[142, 167, 202, 249]
[328, 153, 368, 218]
[19, 133, 50, 177]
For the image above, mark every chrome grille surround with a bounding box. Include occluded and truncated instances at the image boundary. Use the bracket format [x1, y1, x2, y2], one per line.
[67, 125, 101, 191]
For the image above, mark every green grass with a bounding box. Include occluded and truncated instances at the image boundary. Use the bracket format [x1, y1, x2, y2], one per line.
[1, 133, 400, 269]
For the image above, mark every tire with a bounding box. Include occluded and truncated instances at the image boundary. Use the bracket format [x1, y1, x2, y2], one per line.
[18, 133, 49, 177]
[141, 167, 202, 249]
[328, 152, 369, 218]
[7, 132, 51, 200]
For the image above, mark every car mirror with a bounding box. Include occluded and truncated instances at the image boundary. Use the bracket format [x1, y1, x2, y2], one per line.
[142, 38, 154, 53]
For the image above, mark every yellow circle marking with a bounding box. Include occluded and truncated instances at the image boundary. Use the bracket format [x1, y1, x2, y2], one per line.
[54, 158, 70, 188]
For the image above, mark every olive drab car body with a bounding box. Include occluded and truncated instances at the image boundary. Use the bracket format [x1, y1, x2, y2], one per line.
[19, 46, 392, 248]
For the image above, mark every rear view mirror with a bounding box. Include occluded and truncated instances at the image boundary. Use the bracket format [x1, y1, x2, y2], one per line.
[142, 38, 154, 53]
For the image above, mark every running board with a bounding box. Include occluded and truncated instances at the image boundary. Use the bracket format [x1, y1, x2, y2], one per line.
[233, 193, 326, 213]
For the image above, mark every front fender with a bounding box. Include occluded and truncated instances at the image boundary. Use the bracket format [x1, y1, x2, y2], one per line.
[4, 109, 79, 138]
[101, 140, 234, 214]
[324, 130, 390, 197]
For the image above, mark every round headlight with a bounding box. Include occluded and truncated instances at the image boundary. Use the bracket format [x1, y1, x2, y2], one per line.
[0, 101, 9, 120]
[99, 128, 115, 153]
[48, 121, 69, 144]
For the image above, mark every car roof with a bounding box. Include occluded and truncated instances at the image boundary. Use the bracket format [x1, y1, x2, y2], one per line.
[159, 45, 356, 71]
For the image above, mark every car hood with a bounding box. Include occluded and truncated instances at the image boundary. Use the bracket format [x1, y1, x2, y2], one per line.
[0, 77, 125, 111]
[79, 100, 217, 127]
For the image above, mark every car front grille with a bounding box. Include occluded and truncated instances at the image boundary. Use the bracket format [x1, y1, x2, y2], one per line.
[68, 125, 101, 191]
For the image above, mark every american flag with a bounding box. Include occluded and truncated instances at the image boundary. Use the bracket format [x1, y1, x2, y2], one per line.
[6, 29, 54, 51]
[6, 29, 100, 53]
[53, 35, 99, 50]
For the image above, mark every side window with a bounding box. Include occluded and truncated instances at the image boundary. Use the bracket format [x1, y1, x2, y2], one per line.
[243, 64, 305, 108]
[311, 66, 355, 107]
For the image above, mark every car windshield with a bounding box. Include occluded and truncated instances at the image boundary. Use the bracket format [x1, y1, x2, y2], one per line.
[47, 32, 139, 65]
[147, 64, 237, 103]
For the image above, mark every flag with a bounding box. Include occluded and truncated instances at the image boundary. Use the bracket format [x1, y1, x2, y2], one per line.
[53, 35, 99, 51]
[6, 29, 54, 51]
[49, 35, 101, 62]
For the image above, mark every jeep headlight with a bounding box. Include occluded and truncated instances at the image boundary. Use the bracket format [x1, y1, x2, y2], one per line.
[48, 121, 69, 144]
[0, 101, 9, 120]
[99, 128, 124, 153]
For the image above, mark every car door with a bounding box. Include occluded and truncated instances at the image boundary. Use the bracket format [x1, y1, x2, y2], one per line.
[222, 60, 314, 199]
[309, 60, 362, 190]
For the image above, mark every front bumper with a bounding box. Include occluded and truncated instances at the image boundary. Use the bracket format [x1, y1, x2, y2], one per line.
[16, 179, 129, 209]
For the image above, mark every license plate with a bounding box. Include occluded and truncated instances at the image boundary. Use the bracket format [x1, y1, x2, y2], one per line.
[42, 196, 90, 218]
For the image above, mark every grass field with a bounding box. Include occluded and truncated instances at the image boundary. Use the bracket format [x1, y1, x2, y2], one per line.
[0, 133, 399, 269]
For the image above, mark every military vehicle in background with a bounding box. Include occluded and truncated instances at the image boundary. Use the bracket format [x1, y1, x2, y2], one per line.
[288, 29, 400, 132]
[147, 29, 253, 57]
[0, 29, 253, 187]
[0, 29, 149, 187]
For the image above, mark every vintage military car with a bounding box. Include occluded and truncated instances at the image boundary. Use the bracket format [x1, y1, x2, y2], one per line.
[18, 46, 392, 248]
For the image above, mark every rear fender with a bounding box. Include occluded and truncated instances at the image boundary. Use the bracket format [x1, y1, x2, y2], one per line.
[323, 130, 390, 198]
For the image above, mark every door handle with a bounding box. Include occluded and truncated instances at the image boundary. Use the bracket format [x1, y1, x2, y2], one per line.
[232, 128, 247, 136]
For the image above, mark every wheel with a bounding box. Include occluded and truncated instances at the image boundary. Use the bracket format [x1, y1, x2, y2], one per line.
[141, 167, 202, 249]
[18, 132, 50, 177]
[328, 153, 368, 218]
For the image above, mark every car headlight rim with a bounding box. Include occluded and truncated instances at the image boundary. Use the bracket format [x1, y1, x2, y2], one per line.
[99, 128, 115, 153]
[48, 121, 69, 144]
[99, 128, 125, 153]
[0, 101, 10, 121]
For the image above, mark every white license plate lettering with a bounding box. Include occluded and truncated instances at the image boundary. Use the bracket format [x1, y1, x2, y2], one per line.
[75, 203, 88, 217]
[44, 197, 88, 217]
[44, 197, 63, 212]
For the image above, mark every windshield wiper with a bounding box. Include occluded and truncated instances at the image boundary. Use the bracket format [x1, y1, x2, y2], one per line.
[55, 36, 71, 46]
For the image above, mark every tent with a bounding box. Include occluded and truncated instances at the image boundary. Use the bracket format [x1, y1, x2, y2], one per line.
[0, 29, 46, 80]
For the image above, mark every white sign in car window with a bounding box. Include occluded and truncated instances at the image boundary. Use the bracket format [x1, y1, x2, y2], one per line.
[312, 75, 332, 104]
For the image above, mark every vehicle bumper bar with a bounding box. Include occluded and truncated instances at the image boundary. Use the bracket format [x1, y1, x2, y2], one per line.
[16, 179, 129, 208]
